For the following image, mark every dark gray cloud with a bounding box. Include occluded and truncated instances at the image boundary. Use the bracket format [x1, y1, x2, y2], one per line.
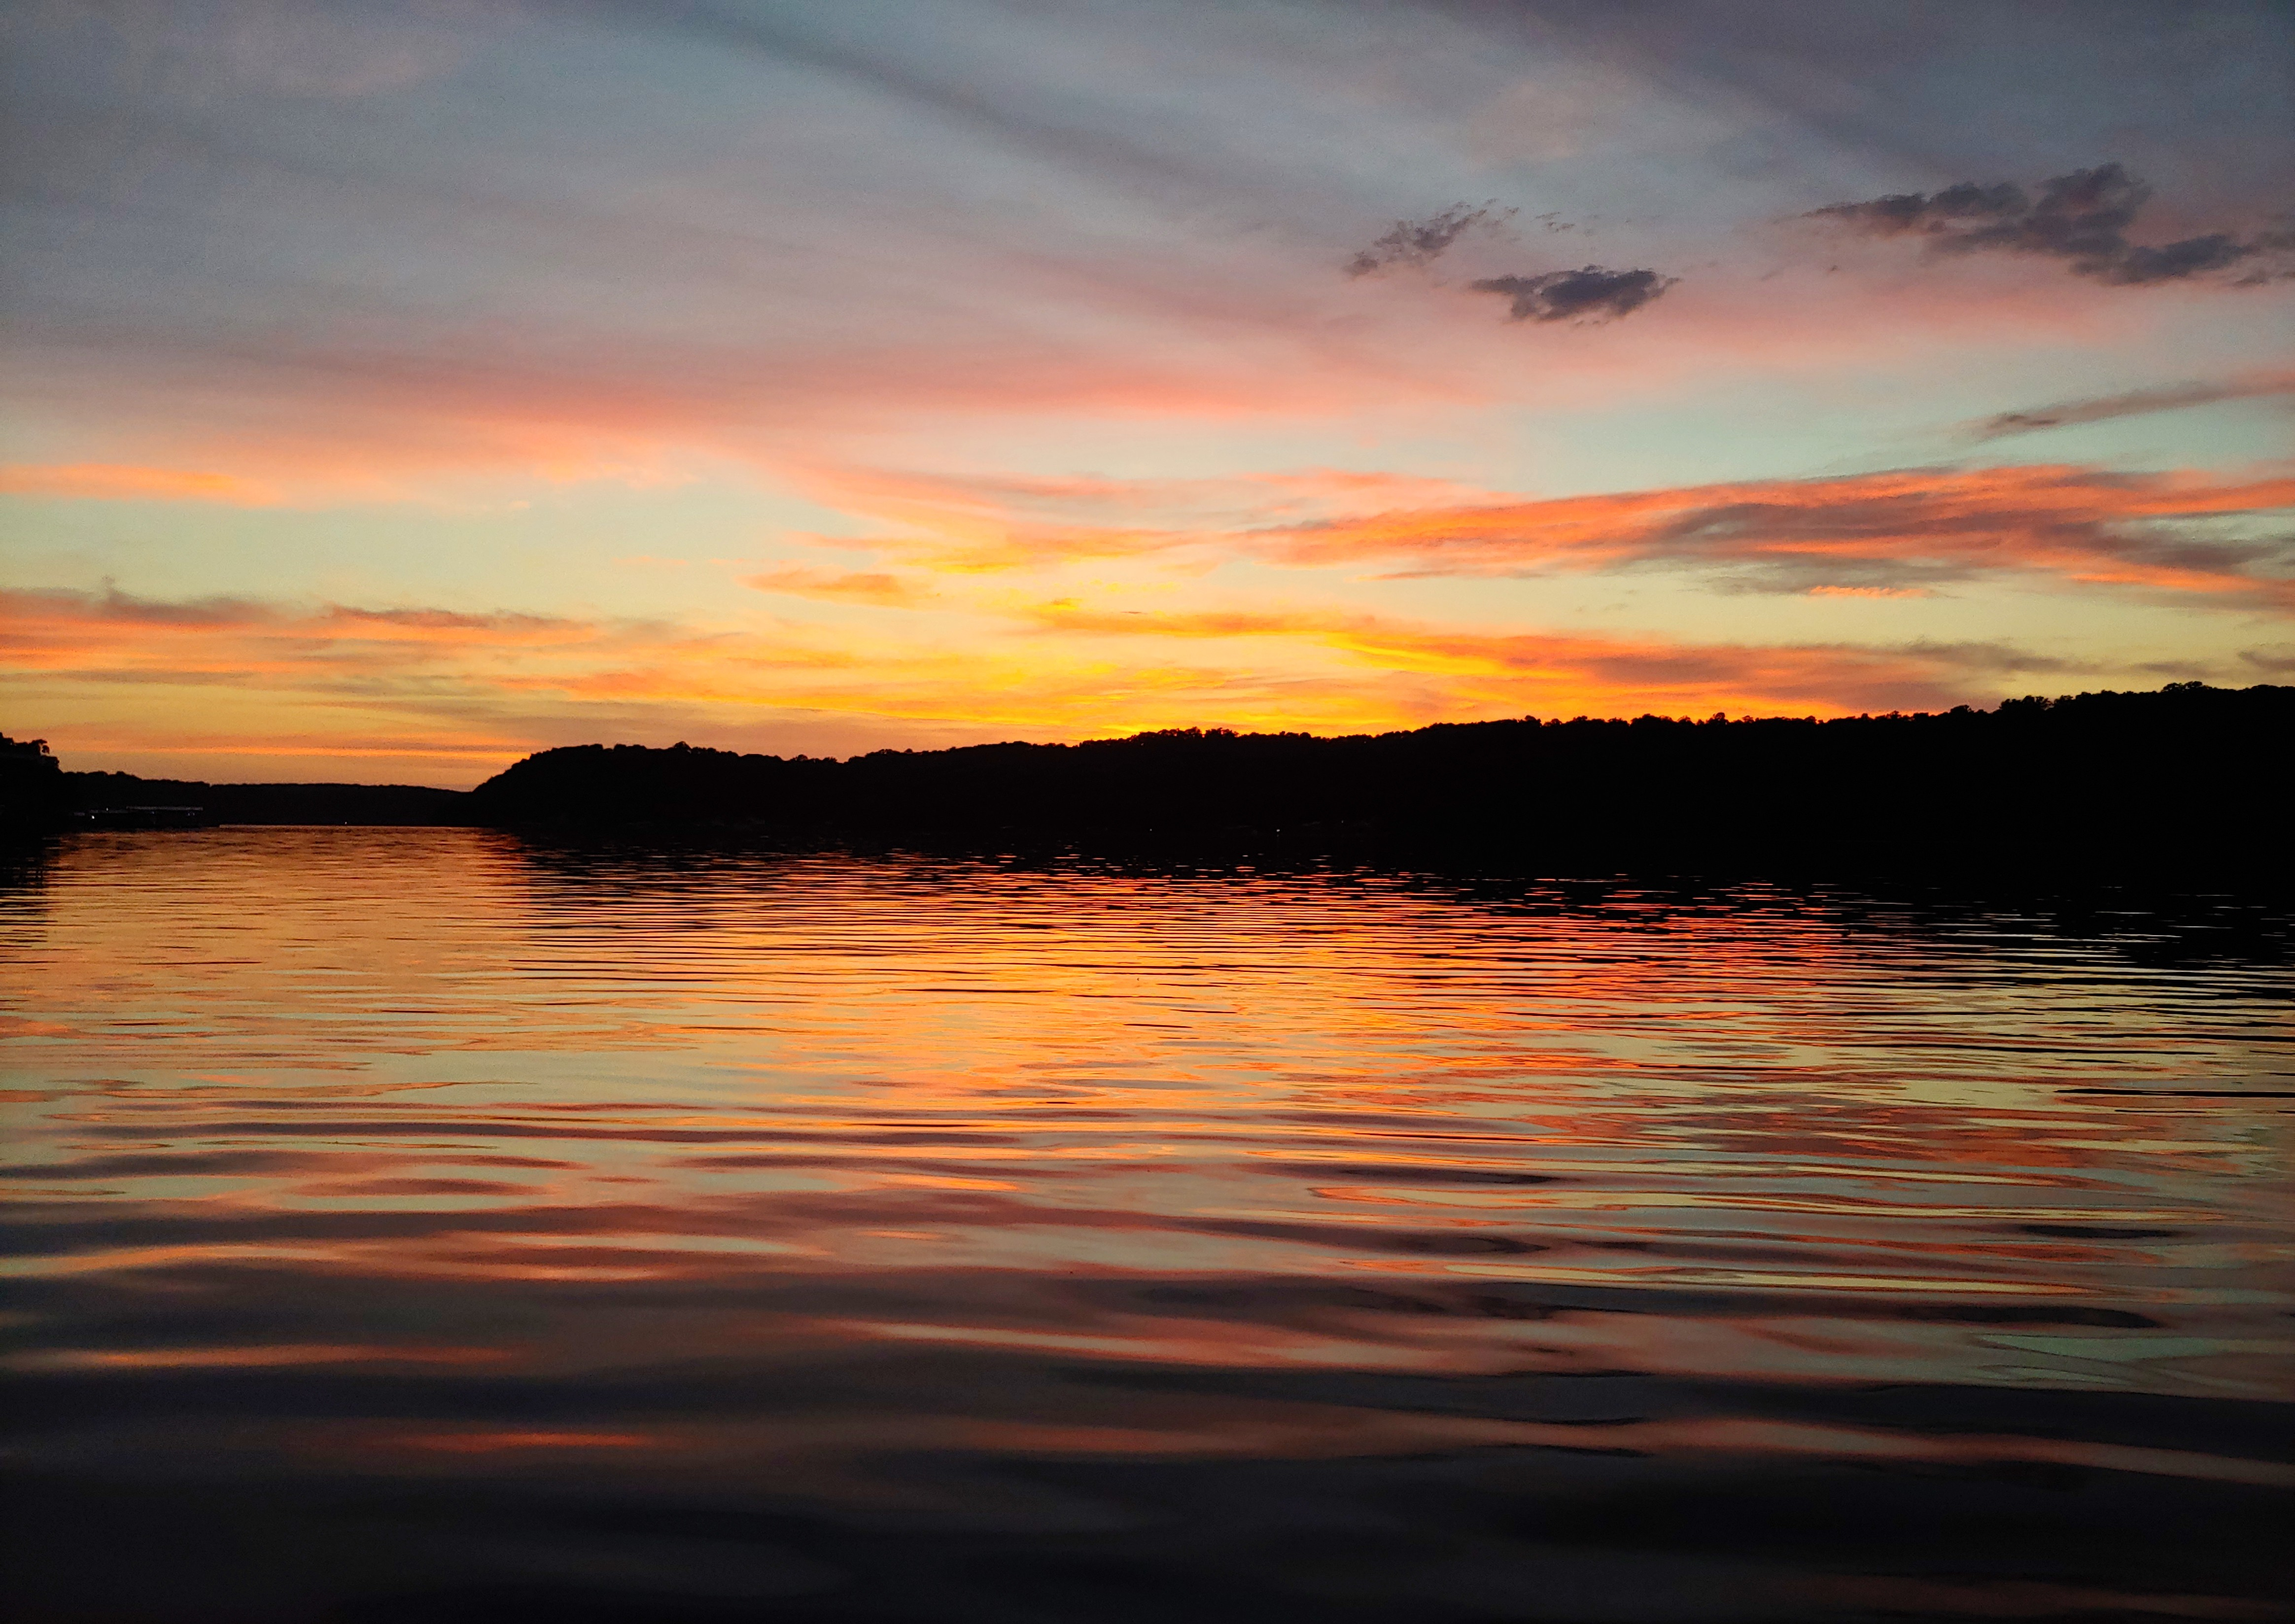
[1808, 163, 2295, 286]
[1970, 371, 2295, 440]
[1454, 1, 2295, 222]
[1897, 639, 2081, 676]
[1342, 206, 1672, 325]
[1467, 266, 1674, 323]
[1344, 202, 1510, 276]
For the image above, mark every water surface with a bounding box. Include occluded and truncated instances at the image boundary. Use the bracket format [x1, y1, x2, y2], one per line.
[3, 829, 2290, 1621]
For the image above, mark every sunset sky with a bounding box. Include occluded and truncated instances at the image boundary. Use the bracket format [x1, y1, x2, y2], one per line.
[5, 0, 2292, 785]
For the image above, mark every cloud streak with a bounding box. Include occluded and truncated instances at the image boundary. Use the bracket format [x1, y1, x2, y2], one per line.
[1967, 371, 2295, 441]
[0, 463, 277, 504]
[744, 568, 937, 608]
[800, 460, 2295, 608]
[1343, 203, 1511, 276]
[1808, 164, 2295, 287]
[1018, 603, 2078, 715]
[1257, 463, 2295, 605]
[8, 582, 2134, 785]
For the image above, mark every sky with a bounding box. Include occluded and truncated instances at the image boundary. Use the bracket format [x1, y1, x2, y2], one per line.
[3, 0, 2292, 786]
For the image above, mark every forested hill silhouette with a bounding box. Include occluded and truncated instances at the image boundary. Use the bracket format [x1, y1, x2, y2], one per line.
[0, 745, 474, 831]
[472, 682, 2292, 878]
[60, 775, 474, 827]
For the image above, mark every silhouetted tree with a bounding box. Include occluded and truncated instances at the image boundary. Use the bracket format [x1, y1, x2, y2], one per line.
[467, 683, 2294, 880]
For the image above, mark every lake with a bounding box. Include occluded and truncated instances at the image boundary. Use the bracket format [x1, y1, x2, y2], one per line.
[3, 828, 2289, 1622]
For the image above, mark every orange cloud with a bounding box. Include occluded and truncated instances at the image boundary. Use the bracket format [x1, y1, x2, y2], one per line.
[3, 586, 908, 782]
[3, 280, 1512, 506]
[1017, 601, 2074, 717]
[1256, 463, 2295, 602]
[780, 462, 1530, 572]
[0, 463, 275, 504]
[9, 583, 2115, 785]
[744, 567, 936, 608]
[0, 589, 647, 678]
[807, 458, 2295, 607]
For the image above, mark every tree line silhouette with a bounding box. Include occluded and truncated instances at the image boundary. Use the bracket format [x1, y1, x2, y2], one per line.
[8, 684, 2286, 877]
[469, 683, 2292, 878]
[0, 740, 467, 833]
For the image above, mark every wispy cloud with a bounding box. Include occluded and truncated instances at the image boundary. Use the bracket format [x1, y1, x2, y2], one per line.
[1252, 463, 2295, 605]
[1, 587, 694, 679]
[1341, 200, 1673, 326]
[0, 463, 276, 504]
[1016, 602, 2080, 715]
[1344, 202, 1512, 276]
[800, 460, 2295, 608]
[1807, 163, 2295, 287]
[10, 582, 2133, 786]
[1967, 370, 2295, 441]
[778, 463, 1514, 572]
[745, 567, 936, 608]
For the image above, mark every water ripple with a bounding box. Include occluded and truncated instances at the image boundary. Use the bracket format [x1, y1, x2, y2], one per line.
[2, 829, 2289, 1621]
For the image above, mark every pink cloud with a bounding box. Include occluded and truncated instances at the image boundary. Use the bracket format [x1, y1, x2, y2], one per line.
[798, 458, 2295, 607]
[0, 463, 276, 504]
[744, 567, 937, 608]
[10, 582, 2114, 788]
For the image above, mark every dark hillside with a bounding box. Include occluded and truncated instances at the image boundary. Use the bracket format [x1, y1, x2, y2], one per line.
[470, 682, 2293, 880]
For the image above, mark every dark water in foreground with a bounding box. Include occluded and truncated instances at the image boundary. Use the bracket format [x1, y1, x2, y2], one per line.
[3, 829, 2290, 1623]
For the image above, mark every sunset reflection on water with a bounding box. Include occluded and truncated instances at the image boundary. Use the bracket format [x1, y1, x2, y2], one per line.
[3, 829, 2290, 1622]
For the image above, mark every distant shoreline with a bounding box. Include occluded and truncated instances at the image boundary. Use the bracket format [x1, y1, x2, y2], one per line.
[10, 682, 2287, 883]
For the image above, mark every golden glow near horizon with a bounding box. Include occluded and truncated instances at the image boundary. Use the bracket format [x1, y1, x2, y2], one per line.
[3, 3, 2291, 785]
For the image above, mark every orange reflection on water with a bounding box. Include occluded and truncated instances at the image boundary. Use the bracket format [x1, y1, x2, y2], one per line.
[3, 830, 2290, 1620]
